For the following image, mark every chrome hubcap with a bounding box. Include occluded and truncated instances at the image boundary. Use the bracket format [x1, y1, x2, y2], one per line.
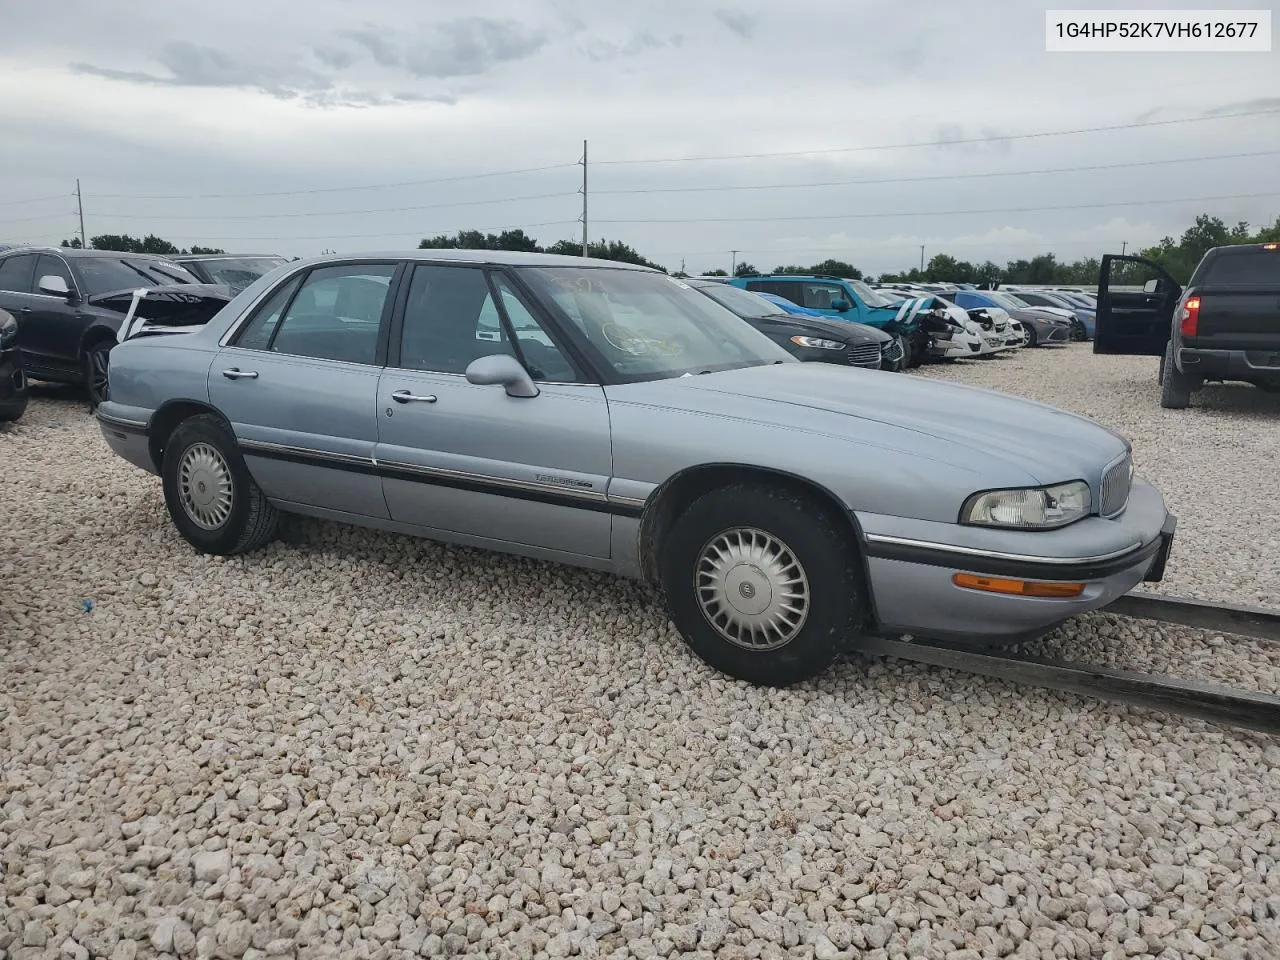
[178, 442, 233, 530]
[695, 527, 810, 651]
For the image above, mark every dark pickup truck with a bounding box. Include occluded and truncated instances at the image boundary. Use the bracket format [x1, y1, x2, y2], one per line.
[1095, 243, 1280, 408]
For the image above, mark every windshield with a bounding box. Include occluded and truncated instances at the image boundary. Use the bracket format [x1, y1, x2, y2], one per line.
[696, 282, 784, 319]
[195, 256, 289, 294]
[848, 278, 891, 307]
[77, 257, 199, 295]
[518, 267, 794, 381]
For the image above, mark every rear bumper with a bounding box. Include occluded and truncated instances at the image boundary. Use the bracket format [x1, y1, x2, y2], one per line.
[858, 478, 1175, 645]
[1177, 346, 1280, 381]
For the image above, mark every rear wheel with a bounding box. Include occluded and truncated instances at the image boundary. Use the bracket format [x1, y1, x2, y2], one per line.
[1159, 340, 1193, 409]
[83, 340, 112, 411]
[658, 483, 866, 687]
[1254, 379, 1280, 393]
[162, 414, 278, 555]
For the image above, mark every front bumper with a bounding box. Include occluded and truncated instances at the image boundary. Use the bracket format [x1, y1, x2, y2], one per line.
[1037, 323, 1072, 345]
[0, 351, 27, 420]
[929, 332, 985, 358]
[1177, 346, 1280, 382]
[857, 477, 1175, 646]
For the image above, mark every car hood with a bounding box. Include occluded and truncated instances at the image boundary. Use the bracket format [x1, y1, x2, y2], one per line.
[608, 362, 1126, 483]
[88, 283, 234, 324]
[762, 313, 891, 344]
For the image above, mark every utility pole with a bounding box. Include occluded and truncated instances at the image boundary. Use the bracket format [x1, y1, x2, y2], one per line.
[919, 244, 925, 272]
[1120, 240, 1127, 255]
[730, 249, 740, 275]
[76, 179, 86, 248]
[680, 257, 685, 275]
[580, 139, 588, 258]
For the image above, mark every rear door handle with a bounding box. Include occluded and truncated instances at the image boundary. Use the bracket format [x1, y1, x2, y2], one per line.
[391, 389, 437, 403]
[222, 368, 258, 380]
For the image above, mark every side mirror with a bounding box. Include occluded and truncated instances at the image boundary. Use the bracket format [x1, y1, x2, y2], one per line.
[465, 353, 539, 398]
[829, 299, 850, 312]
[38, 274, 71, 297]
[1142, 278, 1161, 294]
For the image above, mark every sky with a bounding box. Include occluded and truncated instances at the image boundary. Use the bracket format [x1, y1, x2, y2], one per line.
[1, 0, 1277, 276]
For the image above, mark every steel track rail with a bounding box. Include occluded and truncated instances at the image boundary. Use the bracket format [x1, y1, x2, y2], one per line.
[1106, 591, 1280, 643]
[859, 636, 1280, 736]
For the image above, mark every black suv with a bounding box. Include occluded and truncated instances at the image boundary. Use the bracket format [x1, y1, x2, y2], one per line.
[0, 247, 202, 407]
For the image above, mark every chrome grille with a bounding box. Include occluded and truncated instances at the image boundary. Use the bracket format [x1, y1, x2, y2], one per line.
[1100, 454, 1132, 517]
[847, 342, 882, 367]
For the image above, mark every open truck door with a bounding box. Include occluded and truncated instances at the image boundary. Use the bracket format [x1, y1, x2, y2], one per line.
[1094, 254, 1181, 356]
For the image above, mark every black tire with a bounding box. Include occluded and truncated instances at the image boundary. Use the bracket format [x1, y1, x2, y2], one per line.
[1157, 350, 1166, 383]
[1254, 379, 1280, 393]
[906, 334, 926, 369]
[1025, 325, 1039, 348]
[83, 339, 112, 411]
[658, 483, 866, 687]
[0, 362, 26, 423]
[161, 414, 278, 555]
[1159, 340, 1192, 409]
[1070, 319, 1087, 342]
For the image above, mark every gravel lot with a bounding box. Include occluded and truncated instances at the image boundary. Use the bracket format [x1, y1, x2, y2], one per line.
[3, 349, 1279, 960]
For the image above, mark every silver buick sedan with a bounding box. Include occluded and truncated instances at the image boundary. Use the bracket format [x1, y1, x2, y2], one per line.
[96, 251, 1176, 686]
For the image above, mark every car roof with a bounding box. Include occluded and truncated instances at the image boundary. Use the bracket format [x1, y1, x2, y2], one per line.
[170, 253, 285, 261]
[292, 249, 659, 271]
[0, 246, 183, 260]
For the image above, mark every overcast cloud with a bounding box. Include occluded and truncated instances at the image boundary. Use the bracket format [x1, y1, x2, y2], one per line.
[1, 0, 1277, 274]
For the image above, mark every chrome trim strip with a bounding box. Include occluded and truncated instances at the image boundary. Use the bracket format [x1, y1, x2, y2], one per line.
[863, 532, 1144, 566]
[376, 456, 609, 503]
[238, 438, 374, 468]
[606, 494, 648, 509]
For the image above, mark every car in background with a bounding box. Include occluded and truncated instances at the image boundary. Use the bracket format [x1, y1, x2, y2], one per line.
[0, 246, 211, 407]
[0, 307, 27, 422]
[1013, 290, 1095, 341]
[95, 248, 1175, 688]
[171, 254, 290, 295]
[945, 290, 1073, 347]
[728, 274, 956, 367]
[688, 280, 904, 371]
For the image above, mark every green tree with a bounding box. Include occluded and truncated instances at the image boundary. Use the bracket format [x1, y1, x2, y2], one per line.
[701, 268, 728, 276]
[188, 245, 226, 255]
[59, 237, 83, 249]
[733, 262, 759, 277]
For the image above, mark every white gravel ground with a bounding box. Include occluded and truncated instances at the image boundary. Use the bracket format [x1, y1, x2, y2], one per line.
[3, 351, 1279, 960]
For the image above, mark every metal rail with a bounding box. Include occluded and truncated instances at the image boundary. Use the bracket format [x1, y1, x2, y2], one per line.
[860, 635, 1280, 736]
[1105, 591, 1280, 644]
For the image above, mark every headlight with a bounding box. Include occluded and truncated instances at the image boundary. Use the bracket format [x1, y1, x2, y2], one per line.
[790, 336, 844, 350]
[0, 312, 16, 348]
[961, 480, 1091, 529]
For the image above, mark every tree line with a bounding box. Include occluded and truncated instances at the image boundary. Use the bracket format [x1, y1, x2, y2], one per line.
[59, 212, 1280, 285]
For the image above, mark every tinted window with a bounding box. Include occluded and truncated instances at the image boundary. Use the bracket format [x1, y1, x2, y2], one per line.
[265, 264, 395, 364]
[233, 275, 303, 350]
[0, 254, 36, 294]
[74, 257, 199, 295]
[1199, 249, 1280, 284]
[36, 255, 74, 293]
[398, 265, 518, 375]
[744, 280, 800, 301]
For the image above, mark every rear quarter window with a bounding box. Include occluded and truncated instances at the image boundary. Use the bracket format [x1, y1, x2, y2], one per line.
[1197, 249, 1280, 285]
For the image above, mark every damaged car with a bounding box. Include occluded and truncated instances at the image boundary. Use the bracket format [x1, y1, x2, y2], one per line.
[0, 247, 230, 408]
[0, 307, 27, 423]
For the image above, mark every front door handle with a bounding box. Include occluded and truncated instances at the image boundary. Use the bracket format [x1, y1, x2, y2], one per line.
[222, 368, 258, 380]
[391, 389, 437, 404]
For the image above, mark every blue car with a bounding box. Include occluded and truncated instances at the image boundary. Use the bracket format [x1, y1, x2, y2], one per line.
[754, 291, 833, 319]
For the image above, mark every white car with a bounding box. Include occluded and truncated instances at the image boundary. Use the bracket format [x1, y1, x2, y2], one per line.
[879, 290, 992, 360]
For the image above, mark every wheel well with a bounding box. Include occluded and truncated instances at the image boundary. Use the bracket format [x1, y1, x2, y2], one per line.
[638, 464, 877, 624]
[147, 401, 227, 473]
[80, 326, 116, 358]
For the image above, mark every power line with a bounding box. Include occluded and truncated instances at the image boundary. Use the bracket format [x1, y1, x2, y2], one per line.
[591, 107, 1280, 166]
[595, 191, 1280, 225]
[593, 150, 1280, 196]
[83, 191, 579, 222]
[0, 210, 79, 227]
[88, 162, 578, 201]
[111, 219, 582, 243]
[0, 193, 72, 208]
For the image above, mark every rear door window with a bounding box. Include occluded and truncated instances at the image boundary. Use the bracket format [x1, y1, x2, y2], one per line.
[0, 254, 36, 294]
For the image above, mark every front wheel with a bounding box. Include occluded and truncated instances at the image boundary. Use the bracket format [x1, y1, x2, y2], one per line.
[1025, 326, 1039, 348]
[162, 414, 278, 555]
[658, 484, 867, 687]
[1070, 319, 1087, 342]
[84, 340, 112, 410]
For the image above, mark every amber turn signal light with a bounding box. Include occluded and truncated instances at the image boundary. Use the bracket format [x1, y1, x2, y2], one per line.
[951, 573, 1086, 598]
